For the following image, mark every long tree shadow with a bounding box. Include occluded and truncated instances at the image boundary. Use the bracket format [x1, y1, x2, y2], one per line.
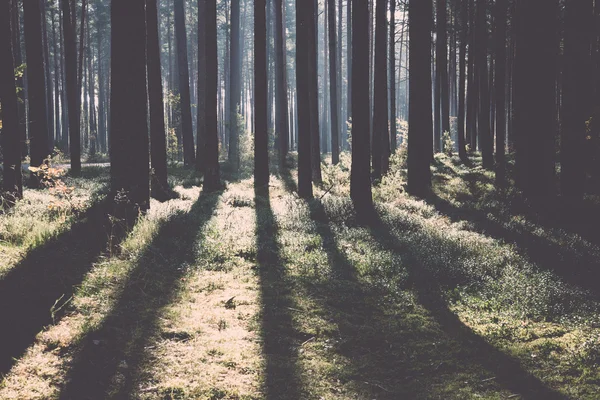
[58, 189, 222, 399]
[254, 185, 304, 399]
[0, 197, 127, 376]
[425, 193, 600, 299]
[302, 199, 566, 399]
[364, 208, 567, 399]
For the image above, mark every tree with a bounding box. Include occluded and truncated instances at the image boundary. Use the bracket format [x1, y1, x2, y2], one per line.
[372, 0, 389, 179]
[297, 0, 313, 199]
[174, 0, 196, 166]
[437, 0, 450, 151]
[328, 0, 340, 165]
[0, 0, 23, 204]
[24, 0, 50, 176]
[197, 0, 207, 172]
[561, 0, 594, 201]
[407, 0, 433, 196]
[203, 0, 221, 192]
[60, 0, 81, 176]
[146, 0, 169, 200]
[389, 0, 397, 153]
[308, 0, 322, 184]
[350, 0, 373, 210]
[274, 0, 290, 167]
[457, 0, 468, 162]
[494, 0, 508, 184]
[229, 0, 241, 171]
[110, 0, 149, 218]
[255, 0, 269, 186]
[476, 0, 492, 169]
[513, 0, 558, 198]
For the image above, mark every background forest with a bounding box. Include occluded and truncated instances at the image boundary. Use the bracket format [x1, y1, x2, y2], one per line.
[1, 0, 600, 399]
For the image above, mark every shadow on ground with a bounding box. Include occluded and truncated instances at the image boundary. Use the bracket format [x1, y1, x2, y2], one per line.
[58, 190, 221, 399]
[0, 198, 124, 376]
[254, 185, 304, 400]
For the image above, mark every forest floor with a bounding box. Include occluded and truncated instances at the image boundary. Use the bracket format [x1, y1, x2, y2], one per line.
[1, 154, 600, 399]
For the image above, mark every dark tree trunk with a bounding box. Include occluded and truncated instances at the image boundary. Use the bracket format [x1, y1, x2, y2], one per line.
[407, 0, 433, 196]
[350, 0, 373, 210]
[328, 0, 340, 165]
[255, 0, 269, 186]
[51, 5, 61, 153]
[174, 0, 196, 166]
[203, 0, 221, 191]
[229, 0, 241, 171]
[11, 0, 27, 157]
[438, 0, 450, 146]
[308, 0, 322, 184]
[110, 0, 149, 218]
[561, 0, 594, 200]
[513, 0, 558, 198]
[372, 0, 388, 179]
[457, 0, 468, 162]
[60, 0, 80, 175]
[146, 0, 169, 200]
[346, 0, 352, 149]
[24, 0, 50, 175]
[41, 0, 54, 149]
[466, 0, 477, 152]
[476, 0, 492, 169]
[275, 0, 290, 167]
[197, 0, 207, 172]
[495, 0, 508, 183]
[389, 0, 396, 153]
[1, 0, 23, 204]
[297, 0, 313, 199]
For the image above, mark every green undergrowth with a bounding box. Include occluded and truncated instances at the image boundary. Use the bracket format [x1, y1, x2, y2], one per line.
[0, 166, 109, 278]
[1, 157, 600, 399]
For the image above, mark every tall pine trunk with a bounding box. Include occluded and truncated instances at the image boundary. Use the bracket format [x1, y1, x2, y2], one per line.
[407, 0, 433, 196]
[328, 0, 340, 165]
[255, 0, 269, 186]
[350, 0, 373, 210]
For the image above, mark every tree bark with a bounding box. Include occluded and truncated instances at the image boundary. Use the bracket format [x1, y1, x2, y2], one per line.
[350, 0, 373, 210]
[297, 0, 313, 199]
[1, 0, 23, 204]
[372, 0, 389, 178]
[110, 0, 150, 218]
[147, 0, 169, 200]
[203, 0, 221, 191]
[174, 0, 196, 166]
[255, 0, 269, 186]
[24, 0, 50, 175]
[407, 0, 433, 196]
[328, 0, 340, 165]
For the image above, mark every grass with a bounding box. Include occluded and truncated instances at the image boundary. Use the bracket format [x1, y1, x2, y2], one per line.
[0, 155, 599, 399]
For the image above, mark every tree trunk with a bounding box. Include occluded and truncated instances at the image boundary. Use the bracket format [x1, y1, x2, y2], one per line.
[372, 0, 389, 178]
[494, 0, 508, 183]
[197, 0, 207, 172]
[255, 0, 269, 186]
[297, 0, 313, 199]
[457, 0, 468, 162]
[60, 0, 80, 175]
[275, 0, 290, 166]
[147, 0, 169, 200]
[308, 0, 322, 183]
[24, 0, 50, 176]
[174, 0, 196, 166]
[561, 0, 594, 200]
[1, 0, 23, 204]
[407, 0, 433, 196]
[476, 0, 492, 169]
[389, 0, 396, 153]
[110, 0, 149, 219]
[203, 0, 221, 191]
[350, 0, 373, 210]
[229, 0, 241, 171]
[328, 0, 340, 165]
[513, 0, 558, 198]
